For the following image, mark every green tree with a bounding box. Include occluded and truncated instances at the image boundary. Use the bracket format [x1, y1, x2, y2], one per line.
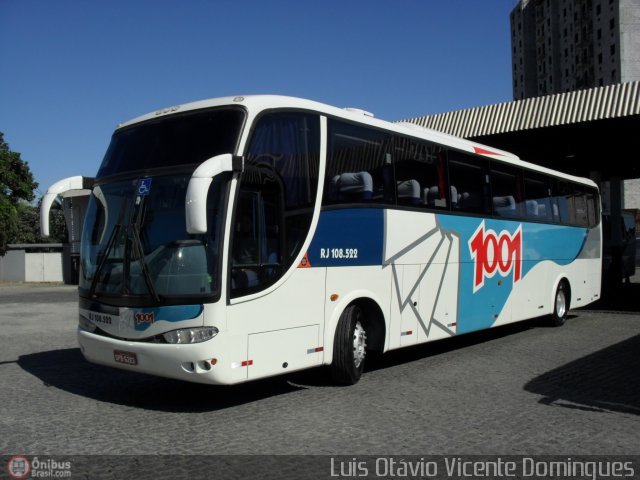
[0, 131, 39, 254]
[13, 201, 67, 245]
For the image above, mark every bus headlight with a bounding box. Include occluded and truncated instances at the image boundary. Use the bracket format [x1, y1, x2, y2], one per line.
[163, 326, 219, 344]
[78, 315, 97, 333]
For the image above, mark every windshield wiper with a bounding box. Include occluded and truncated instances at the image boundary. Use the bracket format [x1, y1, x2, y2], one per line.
[130, 223, 160, 303]
[126, 190, 160, 303]
[89, 224, 122, 298]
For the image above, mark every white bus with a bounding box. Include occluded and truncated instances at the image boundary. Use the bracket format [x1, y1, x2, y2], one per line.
[41, 95, 601, 385]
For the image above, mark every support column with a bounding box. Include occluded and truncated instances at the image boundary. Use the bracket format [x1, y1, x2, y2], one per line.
[608, 177, 623, 288]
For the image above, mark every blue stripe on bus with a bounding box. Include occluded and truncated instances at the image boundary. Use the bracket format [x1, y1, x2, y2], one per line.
[307, 208, 590, 334]
[436, 215, 588, 333]
[307, 208, 384, 267]
[84, 302, 203, 332]
[436, 216, 588, 274]
[129, 304, 204, 331]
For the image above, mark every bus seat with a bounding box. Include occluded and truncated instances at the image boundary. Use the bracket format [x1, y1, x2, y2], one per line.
[231, 269, 259, 290]
[332, 172, 373, 201]
[537, 203, 547, 218]
[263, 224, 280, 265]
[525, 200, 539, 217]
[460, 192, 484, 211]
[493, 195, 516, 216]
[425, 185, 457, 208]
[397, 179, 420, 205]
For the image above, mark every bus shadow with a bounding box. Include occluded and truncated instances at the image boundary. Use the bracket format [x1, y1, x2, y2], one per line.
[287, 316, 557, 387]
[19, 313, 601, 409]
[20, 319, 546, 402]
[589, 280, 640, 313]
[524, 334, 640, 415]
[17, 348, 305, 413]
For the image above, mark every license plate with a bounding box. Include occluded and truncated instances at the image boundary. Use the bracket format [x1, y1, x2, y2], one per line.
[87, 310, 116, 326]
[113, 350, 138, 366]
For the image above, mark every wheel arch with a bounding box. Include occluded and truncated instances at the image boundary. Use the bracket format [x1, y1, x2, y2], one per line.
[323, 291, 387, 366]
[549, 274, 572, 312]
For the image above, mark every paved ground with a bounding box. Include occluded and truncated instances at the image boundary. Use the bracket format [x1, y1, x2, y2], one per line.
[0, 281, 639, 459]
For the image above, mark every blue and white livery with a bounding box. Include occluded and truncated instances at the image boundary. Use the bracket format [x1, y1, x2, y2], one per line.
[41, 95, 601, 385]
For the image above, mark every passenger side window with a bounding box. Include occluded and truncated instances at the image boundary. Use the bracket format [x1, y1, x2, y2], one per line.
[324, 121, 392, 205]
[231, 112, 320, 298]
[572, 188, 590, 227]
[490, 165, 524, 218]
[231, 178, 283, 296]
[552, 181, 571, 223]
[586, 190, 599, 227]
[448, 153, 489, 214]
[523, 174, 553, 221]
[393, 137, 448, 209]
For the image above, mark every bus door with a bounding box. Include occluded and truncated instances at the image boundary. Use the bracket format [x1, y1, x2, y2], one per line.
[226, 111, 324, 380]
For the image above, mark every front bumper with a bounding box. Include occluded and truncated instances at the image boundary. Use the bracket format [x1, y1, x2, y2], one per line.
[77, 328, 238, 385]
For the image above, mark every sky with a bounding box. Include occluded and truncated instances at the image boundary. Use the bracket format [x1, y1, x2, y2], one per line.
[1, 0, 517, 197]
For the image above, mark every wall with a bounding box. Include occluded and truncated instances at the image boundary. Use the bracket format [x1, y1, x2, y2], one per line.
[0, 251, 63, 282]
[0, 251, 26, 281]
[620, 0, 640, 83]
[624, 178, 640, 210]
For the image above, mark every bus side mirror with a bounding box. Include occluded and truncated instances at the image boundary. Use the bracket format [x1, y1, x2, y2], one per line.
[40, 176, 94, 237]
[185, 154, 243, 234]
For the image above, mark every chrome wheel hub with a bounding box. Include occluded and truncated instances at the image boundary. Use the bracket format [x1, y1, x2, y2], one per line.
[353, 320, 367, 368]
[556, 289, 567, 318]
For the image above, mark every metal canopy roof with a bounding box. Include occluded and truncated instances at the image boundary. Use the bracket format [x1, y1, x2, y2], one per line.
[402, 81, 640, 139]
[400, 81, 640, 180]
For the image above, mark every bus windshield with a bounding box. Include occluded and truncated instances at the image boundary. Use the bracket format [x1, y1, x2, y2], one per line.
[78, 106, 244, 304]
[79, 174, 228, 303]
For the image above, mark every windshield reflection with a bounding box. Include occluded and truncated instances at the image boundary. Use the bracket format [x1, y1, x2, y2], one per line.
[80, 174, 226, 301]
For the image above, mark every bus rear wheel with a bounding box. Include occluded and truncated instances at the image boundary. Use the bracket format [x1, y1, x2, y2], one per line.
[331, 305, 367, 385]
[549, 281, 569, 327]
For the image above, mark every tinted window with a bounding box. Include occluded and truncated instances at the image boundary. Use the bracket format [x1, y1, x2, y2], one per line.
[97, 108, 244, 178]
[393, 136, 448, 209]
[448, 153, 489, 214]
[490, 165, 523, 218]
[550, 181, 601, 227]
[586, 190, 599, 227]
[320, 120, 601, 229]
[231, 112, 320, 298]
[324, 121, 392, 205]
[523, 174, 553, 221]
[230, 181, 283, 296]
[572, 187, 590, 227]
[552, 180, 572, 223]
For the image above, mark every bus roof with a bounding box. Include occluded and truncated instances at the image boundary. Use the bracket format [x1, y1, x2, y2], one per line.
[118, 94, 598, 189]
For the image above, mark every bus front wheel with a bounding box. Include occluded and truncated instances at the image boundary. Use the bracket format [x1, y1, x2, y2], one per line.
[549, 281, 570, 327]
[331, 304, 367, 385]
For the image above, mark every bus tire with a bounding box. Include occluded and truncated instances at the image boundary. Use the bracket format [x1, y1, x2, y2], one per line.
[330, 304, 367, 385]
[549, 281, 569, 327]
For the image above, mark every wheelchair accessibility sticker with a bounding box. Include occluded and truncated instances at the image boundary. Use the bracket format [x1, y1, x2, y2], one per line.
[137, 178, 152, 196]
